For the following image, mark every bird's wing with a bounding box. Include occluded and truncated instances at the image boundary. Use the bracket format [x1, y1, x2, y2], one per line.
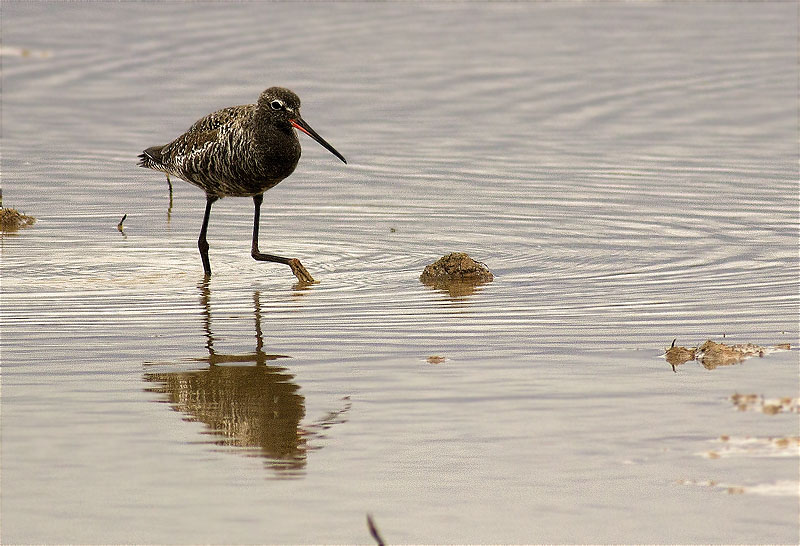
[161, 122, 258, 196]
[187, 104, 254, 133]
[155, 103, 263, 195]
[161, 128, 223, 177]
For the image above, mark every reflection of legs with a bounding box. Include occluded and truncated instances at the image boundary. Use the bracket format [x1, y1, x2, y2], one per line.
[199, 279, 215, 356]
[253, 291, 264, 354]
[250, 193, 315, 283]
[198, 195, 218, 276]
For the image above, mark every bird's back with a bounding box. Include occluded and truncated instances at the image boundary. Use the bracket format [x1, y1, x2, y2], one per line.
[187, 104, 254, 134]
[139, 102, 300, 197]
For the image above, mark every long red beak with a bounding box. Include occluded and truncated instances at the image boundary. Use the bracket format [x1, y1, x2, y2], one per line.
[290, 117, 347, 164]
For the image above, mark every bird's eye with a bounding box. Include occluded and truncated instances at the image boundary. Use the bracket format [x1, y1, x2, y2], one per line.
[270, 100, 283, 111]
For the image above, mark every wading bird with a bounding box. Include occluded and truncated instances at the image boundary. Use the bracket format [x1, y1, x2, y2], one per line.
[139, 87, 347, 283]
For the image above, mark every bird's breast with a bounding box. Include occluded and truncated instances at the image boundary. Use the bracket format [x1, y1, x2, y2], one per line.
[253, 124, 301, 183]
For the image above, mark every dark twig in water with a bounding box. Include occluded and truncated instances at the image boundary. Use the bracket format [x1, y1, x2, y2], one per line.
[366, 513, 386, 546]
[117, 214, 127, 232]
[670, 338, 677, 371]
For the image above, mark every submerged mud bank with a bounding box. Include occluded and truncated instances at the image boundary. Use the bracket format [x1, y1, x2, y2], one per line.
[0, 208, 36, 232]
[664, 339, 791, 371]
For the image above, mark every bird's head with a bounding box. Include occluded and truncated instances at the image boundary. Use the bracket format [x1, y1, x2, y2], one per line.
[258, 87, 347, 164]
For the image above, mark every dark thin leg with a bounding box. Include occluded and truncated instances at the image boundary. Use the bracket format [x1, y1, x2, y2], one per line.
[366, 514, 385, 546]
[198, 195, 218, 276]
[166, 174, 173, 223]
[251, 193, 315, 283]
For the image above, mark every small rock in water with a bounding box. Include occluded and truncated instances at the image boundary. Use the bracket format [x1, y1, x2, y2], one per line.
[420, 252, 493, 285]
[419, 252, 493, 297]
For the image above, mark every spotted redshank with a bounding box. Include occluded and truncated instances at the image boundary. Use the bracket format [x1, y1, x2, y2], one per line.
[138, 87, 346, 283]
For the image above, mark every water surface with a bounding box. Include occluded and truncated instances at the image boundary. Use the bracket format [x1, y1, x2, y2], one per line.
[2, 3, 798, 544]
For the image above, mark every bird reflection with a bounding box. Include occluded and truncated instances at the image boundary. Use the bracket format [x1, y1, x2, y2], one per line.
[144, 282, 349, 477]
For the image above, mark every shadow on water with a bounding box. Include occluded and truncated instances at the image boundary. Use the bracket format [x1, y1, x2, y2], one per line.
[144, 282, 350, 478]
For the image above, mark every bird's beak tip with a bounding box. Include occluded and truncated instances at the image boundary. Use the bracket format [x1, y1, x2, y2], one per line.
[291, 117, 347, 165]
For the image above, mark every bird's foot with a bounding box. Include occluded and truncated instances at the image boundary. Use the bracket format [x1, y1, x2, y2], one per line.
[288, 258, 315, 284]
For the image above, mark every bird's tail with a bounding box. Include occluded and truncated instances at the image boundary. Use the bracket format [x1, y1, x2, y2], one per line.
[138, 145, 165, 170]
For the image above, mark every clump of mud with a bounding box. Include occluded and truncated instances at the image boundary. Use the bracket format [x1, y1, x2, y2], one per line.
[701, 435, 800, 462]
[729, 393, 799, 415]
[663, 339, 790, 371]
[0, 46, 53, 59]
[0, 208, 36, 232]
[664, 340, 696, 368]
[420, 253, 493, 296]
[678, 476, 800, 496]
[698, 340, 766, 369]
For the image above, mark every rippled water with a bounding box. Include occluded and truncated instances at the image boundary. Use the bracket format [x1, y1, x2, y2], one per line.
[2, 3, 798, 544]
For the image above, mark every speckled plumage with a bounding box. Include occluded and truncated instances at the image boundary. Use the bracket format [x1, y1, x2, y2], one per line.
[139, 88, 304, 197]
[138, 87, 346, 282]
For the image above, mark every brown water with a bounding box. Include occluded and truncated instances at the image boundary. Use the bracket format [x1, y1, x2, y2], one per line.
[2, 3, 798, 544]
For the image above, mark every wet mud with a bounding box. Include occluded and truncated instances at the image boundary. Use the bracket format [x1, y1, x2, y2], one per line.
[664, 339, 791, 371]
[0, 208, 36, 232]
[420, 252, 493, 296]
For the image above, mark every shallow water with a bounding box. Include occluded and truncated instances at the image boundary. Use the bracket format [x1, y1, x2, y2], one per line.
[2, 3, 798, 544]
